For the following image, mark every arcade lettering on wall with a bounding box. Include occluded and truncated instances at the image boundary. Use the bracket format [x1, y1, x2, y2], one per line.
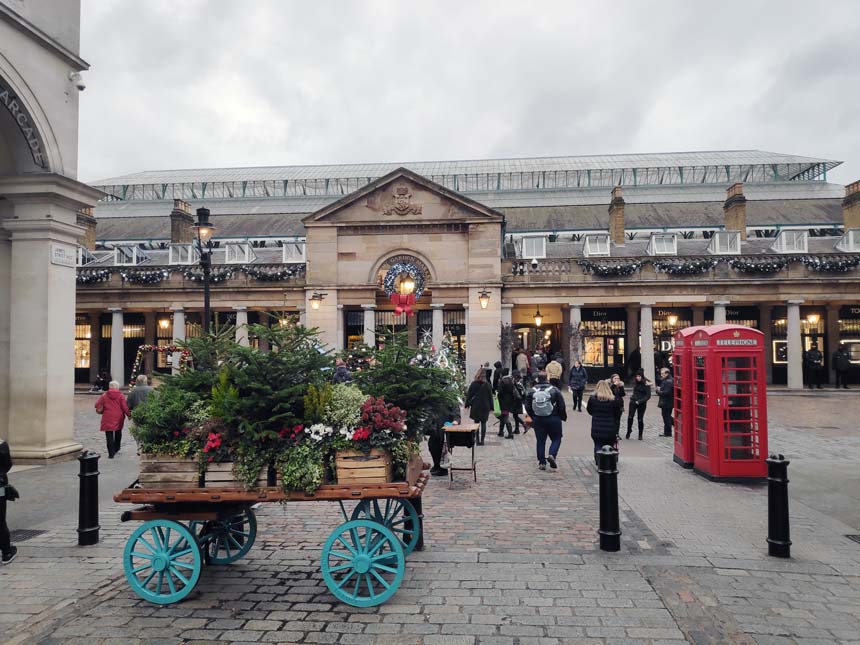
[0, 80, 47, 168]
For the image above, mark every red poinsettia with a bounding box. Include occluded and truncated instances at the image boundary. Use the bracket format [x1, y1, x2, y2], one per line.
[352, 427, 371, 441]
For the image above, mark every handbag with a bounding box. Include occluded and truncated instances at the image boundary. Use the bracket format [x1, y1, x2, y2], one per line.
[492, 394, 502, 418]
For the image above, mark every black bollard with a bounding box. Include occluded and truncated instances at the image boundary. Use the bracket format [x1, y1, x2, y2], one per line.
[596, 445, 621, 552]
[766, 453, 791, 558]
[77, 450, 100, 546]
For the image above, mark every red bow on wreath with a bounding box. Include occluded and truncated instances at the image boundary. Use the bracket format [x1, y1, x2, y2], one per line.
[389, 293, 416, 316]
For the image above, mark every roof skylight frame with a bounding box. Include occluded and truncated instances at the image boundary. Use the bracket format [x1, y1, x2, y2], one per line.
[708, 231, 741, 255]
[771, 229, 808, 254]
[583, 233, 611, 257]
[647, 233, 678, 256]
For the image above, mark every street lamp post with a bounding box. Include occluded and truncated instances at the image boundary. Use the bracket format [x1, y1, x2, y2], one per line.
[194, 207, 215, 335]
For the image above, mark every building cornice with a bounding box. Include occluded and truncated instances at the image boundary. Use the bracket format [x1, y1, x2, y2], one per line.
[0, 3, 89, 70]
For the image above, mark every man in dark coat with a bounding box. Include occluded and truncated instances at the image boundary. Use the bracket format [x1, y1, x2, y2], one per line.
[657, 368, 674, 437]
[804, 344, 824, 389]
[426, 401, 461, 476]
[626, 369, 652, 440]
[832, 345, 851, 389]
[497, 369, 520, 438]
[465, 369, 493, 445]
[0, 438, 17, 564]
[491, 361, 504, 393]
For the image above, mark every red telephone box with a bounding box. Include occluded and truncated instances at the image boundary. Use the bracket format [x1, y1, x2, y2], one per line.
[671, 327, 697, 469]
[687, 325, 768, 481]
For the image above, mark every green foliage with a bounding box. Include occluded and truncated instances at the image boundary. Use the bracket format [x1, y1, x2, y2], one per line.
[322, 384, 367, 431]
[303, 383, 333, 426]
[159, 326, 238, 398]
[232, 442, 270, 489]
[277, 441, 324, 494]
[130, 385, 201, 456]
[388, 437, 421, 481]
[211, 368, 239, 419]
[355, 331, 461, 438]
[216, 324, 334, 449]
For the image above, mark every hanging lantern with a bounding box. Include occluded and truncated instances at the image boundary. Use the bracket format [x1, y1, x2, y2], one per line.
[534, 307, 543, 327]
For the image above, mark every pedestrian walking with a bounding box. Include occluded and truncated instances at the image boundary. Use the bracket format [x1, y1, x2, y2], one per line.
[512, 372, 527, 434]
[126, 374, 154, 411]
[657, 367, 674, 437]
[568, 359, 587, 412]
[832, 345, 851, 389]
[1, 438, 19, 565]
[465, 368, 493, 446]
[331, 358, 352, 384]
[497, 369, 520, 439]
[625, 369, 652, 440]
[95, 381, 131, 458]
[515, 349, 529, 383]
[492, 360, 504, 393]
[586, 380, 622, 464]
[610, 373, 625, 437]
[804, 344, 824, 389]
[483, 362, 493, 384]
[546, 357, 563, 388]
[525, 371, 567, 470]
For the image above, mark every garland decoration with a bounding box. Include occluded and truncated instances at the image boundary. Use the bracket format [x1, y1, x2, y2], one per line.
[382, 262, 426, 298]
[128, 343, 190, 387]
[652, 259, 717, 275]
[76, 269, 112, 285]
[182, 267, 236, 283]
[120, 269, 171, 284]
[727, 257, 791, 274]
[578, 259, 642, 277]
[798, 255, 860, 273]
[242, 265, 306, 281]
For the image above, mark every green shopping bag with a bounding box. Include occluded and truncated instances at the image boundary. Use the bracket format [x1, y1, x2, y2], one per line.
[493, 394, 502, 418]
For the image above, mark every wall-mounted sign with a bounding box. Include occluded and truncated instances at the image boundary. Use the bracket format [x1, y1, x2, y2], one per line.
[0, 80, 47, 168]
[839, 306, 860, 318]
[715, 338, 759, 346]
[50, 243, 76, 267]
[583, 307, 626, 321]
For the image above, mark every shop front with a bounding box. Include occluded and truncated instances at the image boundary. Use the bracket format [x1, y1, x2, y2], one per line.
[652, 307, 692, 377]
[838, 305, 860, 382]
[705, 306, 760, 328]
[771, 305, 827, 385]
[580, 307, 626, 381]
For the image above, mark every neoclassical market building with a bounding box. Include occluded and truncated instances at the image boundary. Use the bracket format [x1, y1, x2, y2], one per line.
[75, 150, 860, 394]
[1, 1, 102, 461]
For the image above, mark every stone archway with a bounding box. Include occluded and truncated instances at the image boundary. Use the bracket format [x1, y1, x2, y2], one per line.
[0, 65, 59, 174]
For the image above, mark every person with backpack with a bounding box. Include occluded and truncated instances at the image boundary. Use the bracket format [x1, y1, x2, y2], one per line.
[525, 371, 567, 471]
[497, 369, 519, 439]
[625, 369, 652, 440]
[586, 380, 623, 464]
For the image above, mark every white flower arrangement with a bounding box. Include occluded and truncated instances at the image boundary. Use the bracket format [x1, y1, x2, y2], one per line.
[339, 427, 355, 441]
[306, 423, 334, 443]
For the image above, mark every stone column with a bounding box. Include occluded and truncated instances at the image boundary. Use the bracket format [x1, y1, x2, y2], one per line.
[692, 305, 705, 327]
[625, 305, 639, 367]
[760, 305, 774, 384]
[568, 304, 582, 363]
[335, 304, 345, 352]
[257, 313, 270, 353]
[143, 311, 157, 375]
[234, 306, 249, 346]
[171, 306, 186, 375]
[465, 291, 501, 382]
[109, 308, 124, 385]
[88, 311, 100, 385]
[0, 228, 9, 443]
[501, 303, 514, 371]
[640, 304, 656, 383]
[363, 304, 376, 347]
[826, 303, 840, 386]
[298, 306, 306, 328]
[786, 300, 804, 390]
[431, 304, 445, 351]
[713, 300, 730, 325]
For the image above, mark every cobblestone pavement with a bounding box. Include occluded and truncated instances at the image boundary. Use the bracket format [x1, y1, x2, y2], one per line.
[2, 393, 860, 644]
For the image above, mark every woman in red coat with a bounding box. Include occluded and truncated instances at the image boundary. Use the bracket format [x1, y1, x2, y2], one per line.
[95, 381, 131, 458]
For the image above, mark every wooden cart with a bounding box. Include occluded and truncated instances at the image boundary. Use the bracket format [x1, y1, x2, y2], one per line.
[114, 471, 429, 608]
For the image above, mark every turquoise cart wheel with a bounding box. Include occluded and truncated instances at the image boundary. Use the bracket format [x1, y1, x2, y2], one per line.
[321, 519, 405, 607]
[190, 507, 257, 565]
[123, 519, 202, 605]
[351, 498, 420, 556]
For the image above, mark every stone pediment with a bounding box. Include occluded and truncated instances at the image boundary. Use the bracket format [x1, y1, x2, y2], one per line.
[302, 167, 505, 227]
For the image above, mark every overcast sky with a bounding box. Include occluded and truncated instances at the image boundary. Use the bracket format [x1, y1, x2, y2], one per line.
[79, 0, 860, 185]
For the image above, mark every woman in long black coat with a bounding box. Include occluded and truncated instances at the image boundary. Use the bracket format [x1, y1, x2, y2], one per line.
[586, 380, 623, 464]
[465, 367, 494, 445]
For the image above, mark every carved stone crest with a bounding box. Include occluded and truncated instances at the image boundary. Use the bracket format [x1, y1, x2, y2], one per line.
[382, 183, 422, 217]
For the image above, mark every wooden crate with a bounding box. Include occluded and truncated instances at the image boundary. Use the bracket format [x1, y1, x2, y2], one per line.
[405, 453, 427, 486]
[335, 449, 392, 484]
[204, 462, 281, 489]
[139, 454, 200, 489]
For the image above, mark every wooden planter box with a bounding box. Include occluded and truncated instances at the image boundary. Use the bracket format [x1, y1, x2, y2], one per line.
[204, 462, 280, 489]
[405, 452, 427, 487]
[139, 454, 200, 489]
[335, 449, 392, 484]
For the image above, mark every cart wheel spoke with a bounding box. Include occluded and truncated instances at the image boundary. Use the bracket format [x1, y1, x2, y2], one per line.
[373, 562, 399, 574]
[163, 526, 172, 548]
[364, 574, 375, 599]
[171, 567, 190, 586]
[156, 571, 165, 595]
[370, 569, 391, 590]
[172, 560, 196, 571]
[327, 563, 352, 573]
[130, 551, 155, 560]
[149, 528, 163, 550]
[329, 550, 353, 561]
[335, 571, 356, 590]
[165, 570, 176, 596]
[337, 536, 357, 556]
[371, 552, 397, 563]
[132, 563, 152, 575]
[137, 536, 157, 553]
